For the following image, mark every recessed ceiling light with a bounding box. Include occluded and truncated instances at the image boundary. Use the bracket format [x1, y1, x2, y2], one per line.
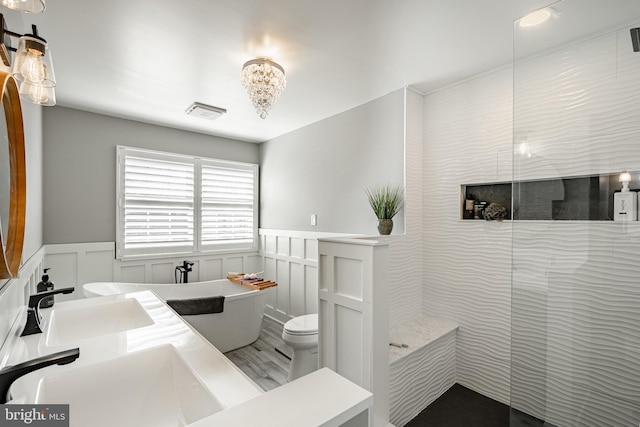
[519, 8, 552, 28]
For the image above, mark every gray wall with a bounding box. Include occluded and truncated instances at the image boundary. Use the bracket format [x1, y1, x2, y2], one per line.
[22, 102, 43, 261]
[259, 89, 405, 234]
[43, 107, 260, 244]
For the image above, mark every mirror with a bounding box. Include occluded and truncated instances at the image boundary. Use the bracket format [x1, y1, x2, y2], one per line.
[0, 70, 25, 279]
[0, 99, 8, 242]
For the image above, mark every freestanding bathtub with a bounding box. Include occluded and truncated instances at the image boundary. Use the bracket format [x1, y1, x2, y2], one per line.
[83, 279, 269, 353]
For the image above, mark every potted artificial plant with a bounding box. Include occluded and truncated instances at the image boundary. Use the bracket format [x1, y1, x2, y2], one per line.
[365, 184, 404, 235]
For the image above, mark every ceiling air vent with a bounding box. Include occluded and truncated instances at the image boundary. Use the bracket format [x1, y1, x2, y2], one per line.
[185, 102, 227, 121]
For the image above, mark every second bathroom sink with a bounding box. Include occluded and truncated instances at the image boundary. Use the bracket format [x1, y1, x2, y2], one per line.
[44, 298, 154, 346]
[30, 344, 224, 427]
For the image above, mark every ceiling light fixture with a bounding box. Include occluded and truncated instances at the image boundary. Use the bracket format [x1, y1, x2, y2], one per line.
[519, 8, 552, 28]
[0, 14, 56, 106]
[241, 57, 286, 119]
[0, 0, 45, 14]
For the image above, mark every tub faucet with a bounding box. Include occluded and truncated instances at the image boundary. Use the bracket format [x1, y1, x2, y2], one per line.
[0, 347, 79, 403]
[21, 287, 75, 336]
[175, 261, 194, 284]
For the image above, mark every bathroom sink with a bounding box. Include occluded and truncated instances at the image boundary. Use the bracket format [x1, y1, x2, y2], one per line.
[32, 345, 224, 427]
[44, 298, 154, 346]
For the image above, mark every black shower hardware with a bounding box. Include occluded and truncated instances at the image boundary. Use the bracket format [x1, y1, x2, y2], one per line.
[631, 28, 640, 52]
[175, 260, 194, 284]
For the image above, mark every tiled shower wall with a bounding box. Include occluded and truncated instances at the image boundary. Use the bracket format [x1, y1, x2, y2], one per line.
[423, 17, 640, 426]
[422, 66, 513, 404]
[511, 21, 640, 427]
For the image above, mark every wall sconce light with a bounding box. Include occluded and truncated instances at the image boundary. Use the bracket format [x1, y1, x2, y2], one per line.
[0, 14, 55, 105]
[0, 0, 45, 14]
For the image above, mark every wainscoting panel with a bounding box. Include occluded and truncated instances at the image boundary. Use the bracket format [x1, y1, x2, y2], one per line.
[318, 237, 389, 427]
[259, 229, 351, 323]
[119, 264, 145, 283]
[44, 242, 261, 300]
[0, 247, 45, 364]
[45, 242, 114, 302]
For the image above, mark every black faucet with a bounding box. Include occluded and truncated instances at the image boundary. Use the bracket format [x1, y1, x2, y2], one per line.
[21, 287, 75, 336]
[0, 347, 79, 403]
[175, 260, 194, 284]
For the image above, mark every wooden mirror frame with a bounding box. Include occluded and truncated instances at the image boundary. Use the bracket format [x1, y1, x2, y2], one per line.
[0, 71, 25, 279]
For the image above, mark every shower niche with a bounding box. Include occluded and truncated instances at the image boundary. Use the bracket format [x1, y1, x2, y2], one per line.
[462, 171, 638, 221]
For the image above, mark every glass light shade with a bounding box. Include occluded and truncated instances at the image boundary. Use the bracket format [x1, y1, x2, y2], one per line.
[12, 36, 55, 87]
[619, 172, 632, 183]
[0, 0, 45, 13]
[18, 80, 55, 105]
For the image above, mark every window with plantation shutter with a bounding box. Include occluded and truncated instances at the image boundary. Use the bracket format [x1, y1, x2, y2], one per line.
[116, 146, 258, 259]
[201, 162, 257, 250]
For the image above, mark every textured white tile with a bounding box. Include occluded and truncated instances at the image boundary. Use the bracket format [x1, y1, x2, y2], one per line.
[388, 315, 457, 364]
[389, 331, 456, 427]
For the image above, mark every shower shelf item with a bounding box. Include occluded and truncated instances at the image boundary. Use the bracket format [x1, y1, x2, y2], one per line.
[226, 273, 278, 291]
[462, 171, 640, 221]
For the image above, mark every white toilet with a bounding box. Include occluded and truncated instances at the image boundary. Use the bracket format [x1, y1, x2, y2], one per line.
[281, 313, 318, 382]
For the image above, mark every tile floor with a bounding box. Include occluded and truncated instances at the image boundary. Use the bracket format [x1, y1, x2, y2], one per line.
[225, 318, 555, 427]
[224, 315, 292, 391]
[405, 384, 554, 427]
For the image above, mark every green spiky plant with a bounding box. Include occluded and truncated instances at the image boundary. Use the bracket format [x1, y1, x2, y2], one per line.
[365, 184, 404, 219]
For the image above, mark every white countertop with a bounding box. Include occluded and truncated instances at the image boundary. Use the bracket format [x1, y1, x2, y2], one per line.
[9, 291, 263, 409]
[190, 368, 373, 427]
[4, 291, 373, 427]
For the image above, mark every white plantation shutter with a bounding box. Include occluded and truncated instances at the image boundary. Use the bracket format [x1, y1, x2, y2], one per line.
[116, 146, 257, 259]
[201, 162, 257, 250]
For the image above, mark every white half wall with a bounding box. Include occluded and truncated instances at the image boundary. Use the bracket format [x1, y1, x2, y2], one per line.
[259, 229, 353, 323]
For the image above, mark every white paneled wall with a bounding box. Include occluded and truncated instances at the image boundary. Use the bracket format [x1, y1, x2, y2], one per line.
[318, 237, 389, 427]
[44, 242, 261, 302]
[0, 248, 45, 363]
[259, 229, 352, 323]
[423, 66, 514, 404]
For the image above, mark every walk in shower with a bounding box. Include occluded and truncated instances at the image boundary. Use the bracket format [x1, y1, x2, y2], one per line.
[512, 1, 640, 425]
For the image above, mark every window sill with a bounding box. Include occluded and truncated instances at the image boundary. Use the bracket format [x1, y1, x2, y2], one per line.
[116, 247, 259, 262]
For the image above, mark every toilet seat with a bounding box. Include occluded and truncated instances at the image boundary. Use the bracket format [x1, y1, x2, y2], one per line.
[284, 313, 318, 336]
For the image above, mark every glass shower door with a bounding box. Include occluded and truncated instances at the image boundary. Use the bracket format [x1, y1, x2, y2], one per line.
[512, 1, 640, 426]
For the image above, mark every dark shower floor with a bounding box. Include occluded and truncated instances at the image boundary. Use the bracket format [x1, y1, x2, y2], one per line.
[405, 384, 556, 427]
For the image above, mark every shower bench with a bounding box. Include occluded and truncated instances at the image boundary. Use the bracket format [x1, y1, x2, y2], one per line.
[388, 316, 458, 427]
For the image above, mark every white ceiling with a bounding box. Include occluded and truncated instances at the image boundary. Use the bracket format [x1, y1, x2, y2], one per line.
[16, 0, 640, 143]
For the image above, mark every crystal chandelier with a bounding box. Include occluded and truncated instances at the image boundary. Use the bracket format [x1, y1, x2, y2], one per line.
[241, 57, 286, 119]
